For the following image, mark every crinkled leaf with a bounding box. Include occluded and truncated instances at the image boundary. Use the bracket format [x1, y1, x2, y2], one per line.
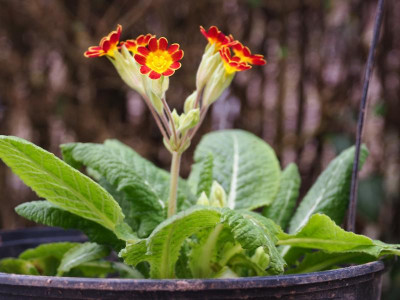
[279, 214, 400, 257]
[222, 209, 286, 274]
[61, 141, 164, 237]
[289, 146, 368, 233]
[57, 242, 110, 276]
[0, 258, 39, 275]
[190, 153, 214, 197]
[121, 207, 285, 279]
[0, 136, 124, 232]
[263, 163, 300, 229]
[16, 201, 125, 250]
[190, 130, 281, 210]
[61, 140, 195, 237]
[120, 207, 221, 279]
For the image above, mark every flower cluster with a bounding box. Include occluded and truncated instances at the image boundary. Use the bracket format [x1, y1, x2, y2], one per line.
[199, 25, 266, 74]
[83, 24, 266, 154]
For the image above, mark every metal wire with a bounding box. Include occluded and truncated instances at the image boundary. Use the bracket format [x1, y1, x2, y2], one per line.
[347, 0, 385, 232]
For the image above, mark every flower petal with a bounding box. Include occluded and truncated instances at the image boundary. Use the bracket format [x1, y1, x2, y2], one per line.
[149, 71, 161, 79]
[148, 37, 158, 52]
[159, 37, 168, 51]
[171, 50, 184, 61]
[137, 46, 150, 56]
[134, 54, 147, 65]
[162, 69, 175, 76]
[168, 43, 179, 54]
[170, 61, 181, 69]
[140, 65, 151, 74]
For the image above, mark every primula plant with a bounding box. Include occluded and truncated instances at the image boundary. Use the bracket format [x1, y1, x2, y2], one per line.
[0, 25, 399, 279]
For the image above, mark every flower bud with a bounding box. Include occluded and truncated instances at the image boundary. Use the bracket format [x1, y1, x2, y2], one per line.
[202, 63, 234, 107]
[171, 109, 180, 129]
[209, 181, 227, 208]
[178, 108, 200, 135]
[251, 246, 270, 270]
[184, 91, 197, 114]
[110, 46, 145, 95]
[196, 191, 210, 206]
[196, 44, 221, 91]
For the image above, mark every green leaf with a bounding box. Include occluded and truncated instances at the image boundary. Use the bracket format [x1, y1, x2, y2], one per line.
[222, 209, 286, 274]
[17, 242, 79, 276]
[19, 242, 79, 261]
[278, 214, 400, 257]
[286, 251, 375, 274]
[0, 258, 39, 275]
[120, 207, 221, 279]
[190, 130, 280, 210]
[70, 261, 114, 278]
[263, 163, 300, 229]
[190, 153, 214, 197]
[0, 136, 124, 232]
[112, 262, 145, 279]
[61, 141, 165, 237]
[121, 206, 285, 279]
[288, 145, 368, 234]
[188, 224, 225, 278]
[57, 242, 110, 276]
[16, 201, 125, 250]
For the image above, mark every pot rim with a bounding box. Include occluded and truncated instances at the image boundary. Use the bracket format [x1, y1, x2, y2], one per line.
[0, 260, 385, 291]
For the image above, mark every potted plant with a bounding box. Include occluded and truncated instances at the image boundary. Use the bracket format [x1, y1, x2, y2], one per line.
[0, 18, 396, 299]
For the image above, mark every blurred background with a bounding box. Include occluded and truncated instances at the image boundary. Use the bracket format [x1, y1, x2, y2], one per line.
[0, 0, 399, 296]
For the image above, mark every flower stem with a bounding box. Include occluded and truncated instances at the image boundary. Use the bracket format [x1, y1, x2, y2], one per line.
[167, 151, 182, 218]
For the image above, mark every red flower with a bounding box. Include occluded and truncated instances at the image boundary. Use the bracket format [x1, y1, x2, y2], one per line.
[200, 26, 234, 51]
[121, 34, 154, 54]
[231, 42, 266, 66]
[84, 25, 122, 58]
[134, 37, 184, 80]
[219, 46, 251, 74]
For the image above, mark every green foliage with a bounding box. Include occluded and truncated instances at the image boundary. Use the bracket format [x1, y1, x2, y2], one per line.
[0, 258, 39, 275]
[263, 163, 301, 229]
[61, 140, 195, 237]
[0, 136, 124, 232]
[286, 251, 375, 274]
[16, 201, 125, 250]
[288, 145, 368, 234]
[279, 214, 400, 257]
[190, 130, 281, 210]
[120, 206, 285, 279]
[1, 132, 399, 280]
[57, 242, 110, 276]
[195, 153, 214, 197]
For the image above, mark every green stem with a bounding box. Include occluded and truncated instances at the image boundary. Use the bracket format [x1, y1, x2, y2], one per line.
[167, 151, 182, 218]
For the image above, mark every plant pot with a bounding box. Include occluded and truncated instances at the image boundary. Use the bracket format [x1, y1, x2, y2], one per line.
[0, 227, 386, 300]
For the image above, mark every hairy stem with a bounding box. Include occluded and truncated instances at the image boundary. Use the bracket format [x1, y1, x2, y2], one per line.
[167, 151, 182, 218]
[161, 97, 178, 144]
[142, 95, 170, 141]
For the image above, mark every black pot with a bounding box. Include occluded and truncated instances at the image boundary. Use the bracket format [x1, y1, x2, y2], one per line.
[0, 227, 386, 300]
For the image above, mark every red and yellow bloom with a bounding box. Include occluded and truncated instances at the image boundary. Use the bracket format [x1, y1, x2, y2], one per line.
[84, 25, 122, 58]
[219, 46, 251, 74]
[121, 34, 154, 54]
[134, 37, 183, 80]
[200, 26, 233, 51]
[231, 42, 266, 66]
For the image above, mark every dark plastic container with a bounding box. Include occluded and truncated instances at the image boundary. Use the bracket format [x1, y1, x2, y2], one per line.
[0, 227, 386, 299]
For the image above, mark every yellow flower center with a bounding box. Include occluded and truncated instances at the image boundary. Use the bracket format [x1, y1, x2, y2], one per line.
[233, 51, 251, 64]
[147, 50, 173, 73]
[222, 61, 237, 74]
